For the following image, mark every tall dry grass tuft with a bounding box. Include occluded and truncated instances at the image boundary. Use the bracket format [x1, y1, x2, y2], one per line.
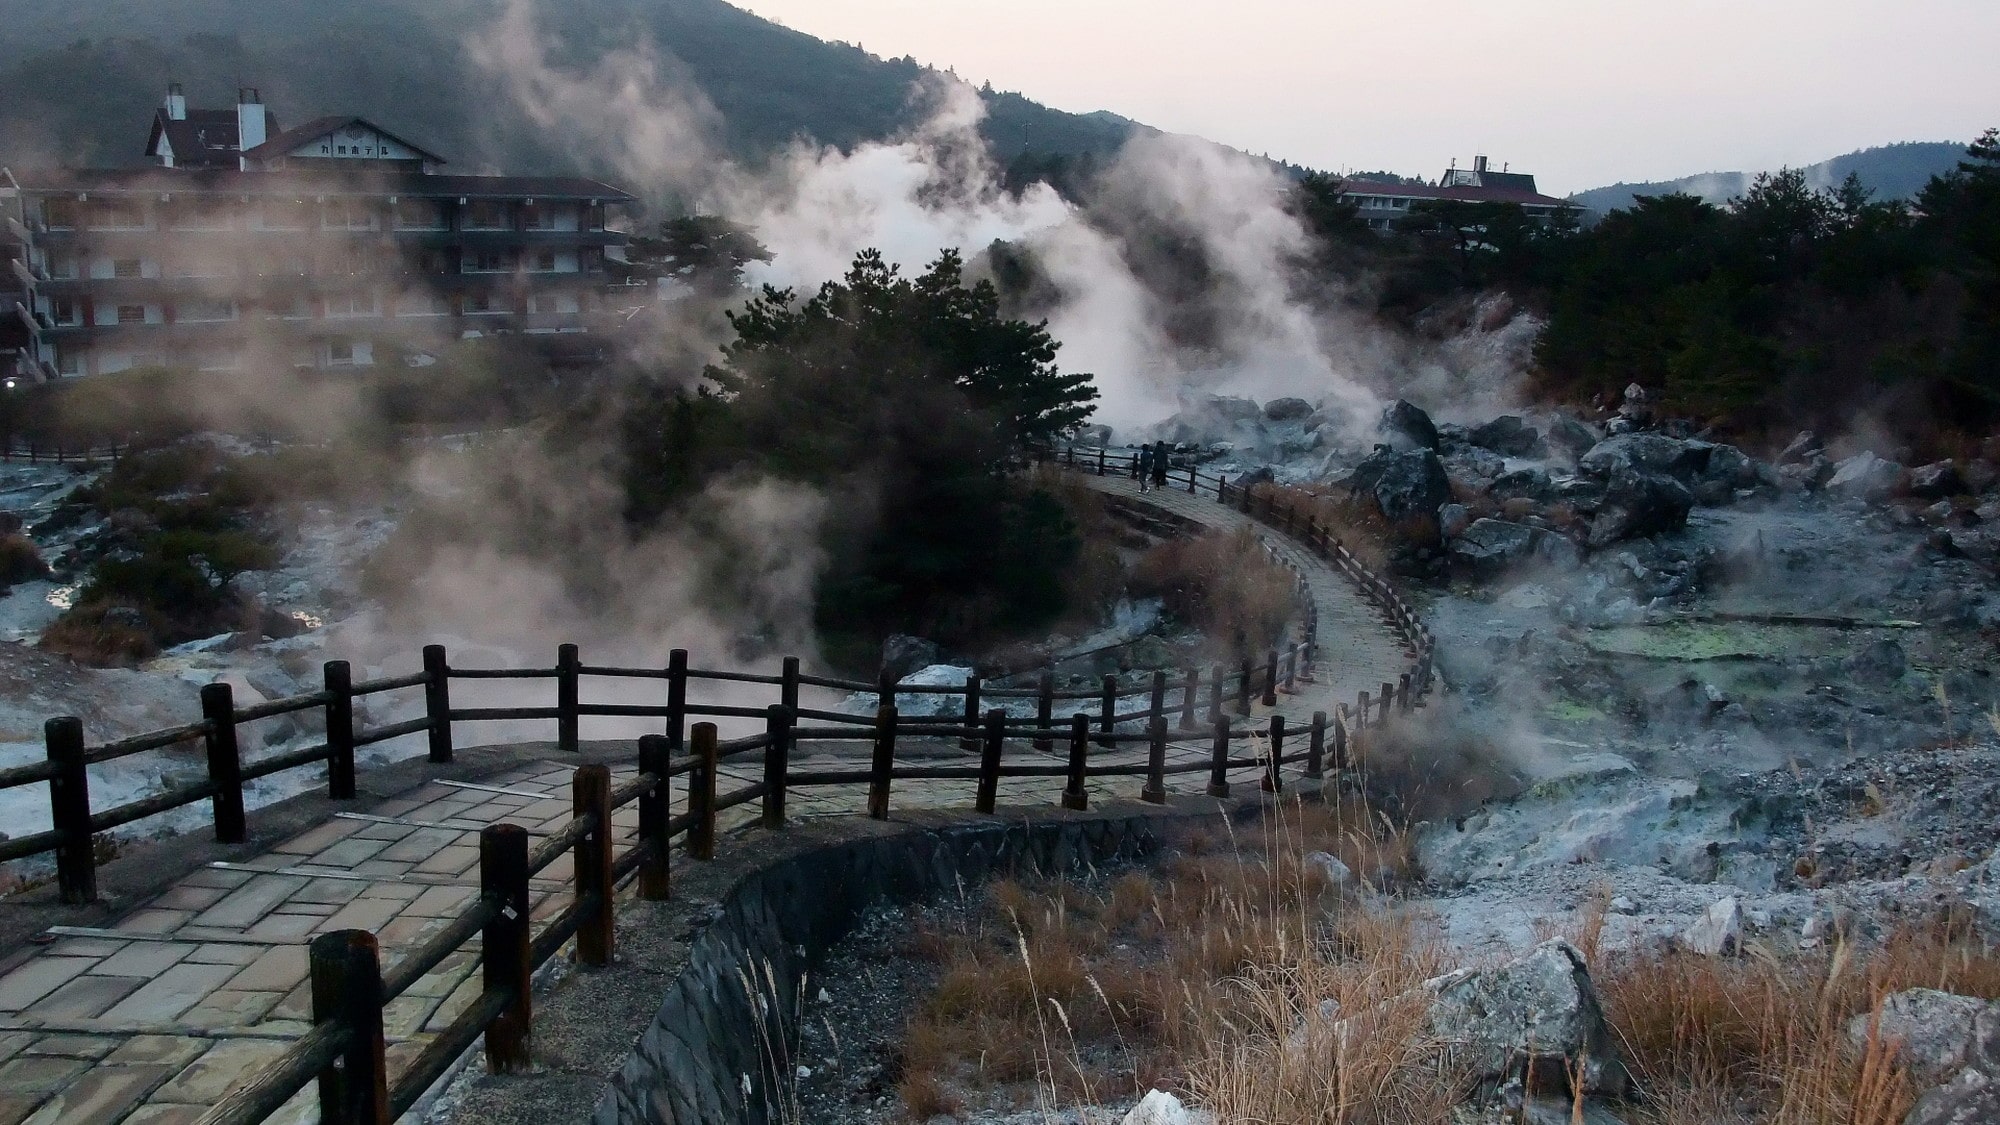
[1130, 527, 1298, 655]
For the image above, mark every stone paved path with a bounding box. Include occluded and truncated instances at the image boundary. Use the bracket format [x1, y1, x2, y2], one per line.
[0, 474, 1419, 1125]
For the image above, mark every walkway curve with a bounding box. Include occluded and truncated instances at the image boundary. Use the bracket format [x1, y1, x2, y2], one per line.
[1076, 472, 1423, 727]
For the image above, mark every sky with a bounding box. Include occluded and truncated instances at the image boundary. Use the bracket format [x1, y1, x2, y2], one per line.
[733, 0, 2000, 195]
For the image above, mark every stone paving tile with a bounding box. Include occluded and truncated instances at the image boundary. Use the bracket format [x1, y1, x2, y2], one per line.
[116, 1106, 205, 1125]
[179, 867, 253, 890]
[112, 909, 193, 936]
[0, 1055, 92, 1125]
[405, 885, 475, 918]
[43, 938, 124, 959]
[414, 845, 479, 876]
[20, 1035, 117, 1060]
[148, 1040, 291, 1105]
[285, 877, 366, 906]
[99, 962, 242, 1024]
[0, 1033, 33, 1064]
[181, 988, 282, 1029]
[0, 959, 96, 1012]
[91, 942, 193, 979]
[272, 901, 338, 917]
[31, 976, 144, 1020]
[379, 826, 463, 864]
[103, 1036, 207, 1069]
[306, 835, 392, 869]
[145, 884, 230, 912]
[18, 1062, 174, 1125]
[358, 882, 425, 902]
[268, 820, 352, 857]
[191, 874, 307, 930]
[243, 913, 322, 942]
[183, 943, 262, 967]
[225, 946, 307, 994]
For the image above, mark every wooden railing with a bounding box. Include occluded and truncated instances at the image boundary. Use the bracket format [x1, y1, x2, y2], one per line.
[1040, 444, 1438, 714]
[0, 446, 1437, 1125]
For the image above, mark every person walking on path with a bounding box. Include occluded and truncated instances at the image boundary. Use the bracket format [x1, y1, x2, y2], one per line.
[1137, 442, 1154, 492]
[1152, 441, 1171, 489]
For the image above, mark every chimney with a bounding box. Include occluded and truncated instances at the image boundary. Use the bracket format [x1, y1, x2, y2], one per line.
[164, 83, 187, 121]
[237, 87, 267, 169]
[1473, 154, 1489, 175]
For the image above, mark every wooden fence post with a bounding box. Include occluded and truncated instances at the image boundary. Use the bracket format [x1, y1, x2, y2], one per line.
[1142, 716, 1168, 804]
[762, 705, 791, 829]
[687, 724, 719, 861]
[1179, 667, 1199, 731]
[1262, 651, 1279, 707]
[960, 672, 982, 753]
[1283, 643, 1299, 692]
[423, 644, 453, 764]
[1333, 708, 1350, 771]
[1263, 715, 1285, 794]
[1356, 692, 1370, 731]
[1381, 682, 1397, 726]
[780, 656, 800, 717]
[45, 717, 94, 904]
[637, 735, 671, 900]
[975, 708, 1006, 814]
[200, 682, 246, 844]
[1061, 713, 1089, 811]
[1149, 670, 1167, 729]
[1236, 659, 1253, 717]
[1217, 474, 1228, 502]
[1187, 465, 1197, 494]
[310, 929, 388, 1124]
[1097, 674, 1116, 749]
[481, 824, 532, 1073]
[556, 643, 580, 754]
[1208, 664, 1224, 724]
[574, 763, 613, 967]
[1400, 673, 1413, 713]
[666, 649, 688, 752]
[1096, 447, 1106, 475]
[867, 704, 897, 820]
[1307, 712, 1327, 779]
[325, 660, 355, 800]
[1033, 670, 1055, 754]
[1207, 716, 1231, 799]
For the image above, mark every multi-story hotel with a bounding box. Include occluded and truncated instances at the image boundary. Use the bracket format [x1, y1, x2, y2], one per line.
[0, 87, 634, 382]
[1340, 156, 1575, 232]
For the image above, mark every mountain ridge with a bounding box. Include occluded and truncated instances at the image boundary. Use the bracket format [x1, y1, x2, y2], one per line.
[1569, 140, 1967, 213]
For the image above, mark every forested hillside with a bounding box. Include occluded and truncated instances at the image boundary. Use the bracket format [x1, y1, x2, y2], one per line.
[1570, 141, 1966, 214]
[0, 0, 1141, 178]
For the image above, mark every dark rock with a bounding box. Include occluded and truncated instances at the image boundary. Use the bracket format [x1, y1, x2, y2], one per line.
[881, 635, 942, 682]
[1964, 459, 1999, 494]
[1350, 448, 1451, 533]
[1468, 415, 1543, 457]
[1206, 396, 1263, 423]
[1826, 452, 1906, 500]
[1544, 414, 1601, 460]
[1616, 383, 1653, 426]
[1379, 399, 1440, 452]
[1579, 433, 1712, 482]
[1846, 638, 1907, 685]
[1439, 503, 1472, 539]
[1451, 519, 1542, 575]
[1777, 454, 1835, 493]
[1077, 423, 1113, 447]
[1263, 396, 1314, 422]
[1537, 532, 1584, 571]
[1908, 1005, 2000, 1125]
[1586, 468, 1695, 549]
[1910, 461, 1966, 500]
[1489, 468, 1555, 504]
[1779, 430, 1822, 464]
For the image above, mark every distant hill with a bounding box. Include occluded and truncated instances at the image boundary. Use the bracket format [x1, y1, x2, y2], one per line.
[0, 0, 1144, 193]
[1569, 141, 1968, 214]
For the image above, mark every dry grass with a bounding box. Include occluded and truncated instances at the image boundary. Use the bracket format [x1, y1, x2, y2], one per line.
[890, 791, 2000, 1124]
[1130, 527, 1298, 655]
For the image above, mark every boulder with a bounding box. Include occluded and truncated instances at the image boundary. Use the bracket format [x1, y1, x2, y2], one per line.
[1910, 461, 1966, 500]
[1779, 430, 1823, 464]
[1826, 451, 1906, 500]
[1965, 459, 1999, 495]
[1205, 395, 1264, 424]
[1263, 396, 1315, 422]
[1680, 896, 1742, 956]
[1579, 433, 1712, 483]
[1422, 939, 1628, 1097]
[881, 635, 942, 682]
[1469, 415, 1544, 457]
[1439, 503, 1473, 539]
[1545, 414, 1602, 459]
[1586, 469, 1694, 549]
[1446, 445, 1509, 486]
[1379, 399, 1440, 451]
[1489, 468, 1555, 504]
[1616, 383, 1653, 425]
[1850, 990, 1991, 1074]
[1350, 448, 1452, 532]
[1078, 423, 1113, 447]
[1305, 850, 1355, 887]
[1122, 1089, 1214, 1125]
[1451, 519, 1542, 576]
[1536, 532, 1585, 571]
[1908, 1005, 2000, 1125]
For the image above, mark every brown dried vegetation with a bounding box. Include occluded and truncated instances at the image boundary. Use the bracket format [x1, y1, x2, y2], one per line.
[1129, 527, 1297, 655]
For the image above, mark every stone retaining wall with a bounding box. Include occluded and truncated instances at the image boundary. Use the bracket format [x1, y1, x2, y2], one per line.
[593, 811, 1186, 1124]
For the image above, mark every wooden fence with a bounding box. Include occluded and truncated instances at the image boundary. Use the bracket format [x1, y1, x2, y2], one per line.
[0, 450, 1439, 1124]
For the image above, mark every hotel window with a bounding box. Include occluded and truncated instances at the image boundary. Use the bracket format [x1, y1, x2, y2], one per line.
[42, 199, 78, 229]
[90, 204, 145, 230]
[261, 201, 310, 230]
[324, 292, 378, 318]
[466, 251, 514, 273]
[323, 202, 377, 231]
[329, 340, 355, 364]
[112, 259, 144, 279]
[396, 200, 447, 230]
[115, 304, 147, 324]
[530, 250, 557, 272]
[464, 201, 510, 230]
[50, 299, 82, 326]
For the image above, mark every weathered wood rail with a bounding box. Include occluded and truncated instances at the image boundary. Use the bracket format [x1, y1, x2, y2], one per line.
[0, 448, 1438, 1125]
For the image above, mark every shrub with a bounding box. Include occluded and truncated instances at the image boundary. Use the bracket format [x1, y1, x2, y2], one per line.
[0, 532, 48, 585]
[1130, 527, 1296, 656]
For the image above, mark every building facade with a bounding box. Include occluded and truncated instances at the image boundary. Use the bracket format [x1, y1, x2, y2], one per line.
[1340, 156, 1575, 232]
[1, 88, 634, 382]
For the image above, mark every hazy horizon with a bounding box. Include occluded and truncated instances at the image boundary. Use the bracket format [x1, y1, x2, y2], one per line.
[735, 0, 1999, 195]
